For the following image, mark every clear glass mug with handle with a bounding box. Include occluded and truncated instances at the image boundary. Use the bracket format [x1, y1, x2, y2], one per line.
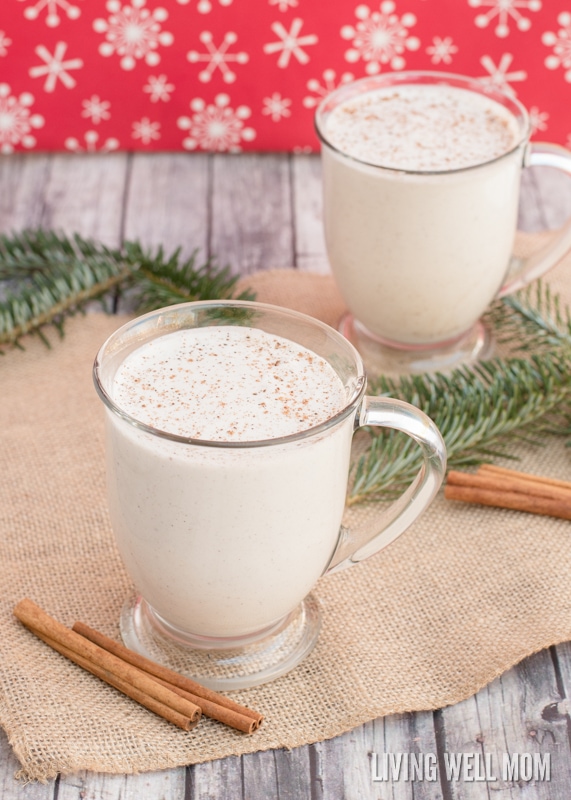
[94, 300, 447, 689]
[315, 71, 571, 376]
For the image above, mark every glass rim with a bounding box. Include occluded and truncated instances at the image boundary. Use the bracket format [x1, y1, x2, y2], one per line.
[93, 299, 367, 449]
[314, 69, 531, 176]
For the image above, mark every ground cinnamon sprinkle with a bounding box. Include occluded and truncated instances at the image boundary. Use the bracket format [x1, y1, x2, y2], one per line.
[112, 326, 347, 442]
[324, 84, 520, 171]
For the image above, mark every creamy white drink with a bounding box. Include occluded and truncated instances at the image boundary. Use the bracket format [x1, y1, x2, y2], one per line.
[319, 81, 525, 345]
[106, 326, 352, 639]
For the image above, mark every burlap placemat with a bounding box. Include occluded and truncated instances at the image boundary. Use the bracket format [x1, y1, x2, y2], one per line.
[2, 233, 571, 782]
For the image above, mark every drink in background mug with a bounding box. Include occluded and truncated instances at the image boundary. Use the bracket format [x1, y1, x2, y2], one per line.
[315, 71, 571, 375]
[94, 301, 446, 689]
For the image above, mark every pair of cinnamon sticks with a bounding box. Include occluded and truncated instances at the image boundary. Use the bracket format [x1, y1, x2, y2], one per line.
[13, 598, 263, 734]
[445, 464, 571, 520]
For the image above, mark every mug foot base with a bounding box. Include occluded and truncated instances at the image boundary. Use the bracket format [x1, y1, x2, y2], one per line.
[120, 594, 322, 690]
[340, 315, 494, 377]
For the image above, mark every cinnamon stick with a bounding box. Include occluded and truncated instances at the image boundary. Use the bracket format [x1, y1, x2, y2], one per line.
[447, 469, 571, 503]
[72, 620, 263, 730]
[149, 674, 259, 734]
[14, 599, 201, 729]
[33, 629, 196, 731]
[444, 484, 571, 519]
[478, 463, 571, 491]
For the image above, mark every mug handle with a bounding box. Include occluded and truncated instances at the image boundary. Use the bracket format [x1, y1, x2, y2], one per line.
[325, 396, 447, 575]
[498, 142, 571, 297]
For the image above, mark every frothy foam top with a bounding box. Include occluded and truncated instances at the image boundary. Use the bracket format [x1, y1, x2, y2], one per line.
[112, 326, 347, 441]
[323, 84, 521, 171]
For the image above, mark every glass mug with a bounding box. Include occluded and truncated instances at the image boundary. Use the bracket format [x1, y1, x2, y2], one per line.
[315, 71, 571, 375]
[94, 301, 446, 689]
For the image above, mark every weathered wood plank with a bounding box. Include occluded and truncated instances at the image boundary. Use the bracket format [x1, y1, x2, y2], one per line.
[532, 163, 571, 230]
[123, 153, 210, 261]
[517, 167, 545, 234]
[241, 747, 313, 800]
[291, 154, 330, 275]
[210, 154, 293, 274]
[437, 648, 570, 798]
[313, 712, 443, 800]
[518, 161, 571, 234]
[0, 729, 54, 800]
[188, 756, 243, 800]
[0, 155, 52, 232]
[56, 767, 186, 800]
[548, 641, 571, 783]
[37, 153, 129, 246]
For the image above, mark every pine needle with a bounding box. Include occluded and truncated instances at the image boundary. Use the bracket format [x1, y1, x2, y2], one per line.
[0, 229, 254, 347]
[349, 351, 571, 504]
[0, 230, 130, 346]
[125, 241, 254, 312]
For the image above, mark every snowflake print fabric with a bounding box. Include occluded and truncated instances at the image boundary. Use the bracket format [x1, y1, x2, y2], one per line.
[2, 0, 570, 151]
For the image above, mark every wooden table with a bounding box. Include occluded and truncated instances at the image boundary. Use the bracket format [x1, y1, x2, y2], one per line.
[2, 152, 571, 799]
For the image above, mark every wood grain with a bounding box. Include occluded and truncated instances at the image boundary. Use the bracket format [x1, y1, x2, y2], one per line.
[124, 153, 210, 262]
[437, 648, 571, 799]
[0, 154, 51, 231]
[291, 154, 330, 275]
[38, 153, 129, 246]
[210, 153, 293, 274]
[56, 768, 187, 800]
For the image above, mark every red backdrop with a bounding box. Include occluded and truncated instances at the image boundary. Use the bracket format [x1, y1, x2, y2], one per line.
[1, 0, 571, 153]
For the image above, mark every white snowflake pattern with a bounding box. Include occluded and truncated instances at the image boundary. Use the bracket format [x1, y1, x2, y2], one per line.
[81, 95, 111, 123]
[177, 93, 256, 152]
[143, 74, 174, 102]
[0, 31, 12, 57]
[302, 68, 355, 109]
[29, 42, 83, 92]
[263, 18, 318, 69]
[132, 116, 160, 143]
[542, 12, 571, 83]
[468, 0, 541, 38]
[65, 130, 120, 152]
[176, 0, 232, 12]
[262, 92, 292, 121]
[187, 32, 248, 84]
[528, 106, 548, 134]
[93, 0, 173, 72]
[0, 84, 44, 154]
[478, 53, 527, 95]
[426, 35, 458, 64]
[269, 0, 298, 11]
[341, 1, 420, 74]
[18, 0, 81, 27]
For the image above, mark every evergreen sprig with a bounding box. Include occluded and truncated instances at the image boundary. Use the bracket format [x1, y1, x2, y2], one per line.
[488, 281, 571, 353]
[349, 351, 571, 504]
[0, 230, 131, 347]
[0, 229, 254, 348]
[127, 242, 255, 313]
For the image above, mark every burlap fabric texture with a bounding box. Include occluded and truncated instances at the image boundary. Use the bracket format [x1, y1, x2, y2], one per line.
[2, 233, 571, 782]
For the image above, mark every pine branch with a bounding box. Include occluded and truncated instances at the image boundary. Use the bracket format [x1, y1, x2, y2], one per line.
[125, 242, 255, 312]
[0, 230, 132, 347]
[349, 352, 571, 504]
[486, 281, 571, 353]
[347, 282, 571, 504]
[0, 230, 254, 347]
